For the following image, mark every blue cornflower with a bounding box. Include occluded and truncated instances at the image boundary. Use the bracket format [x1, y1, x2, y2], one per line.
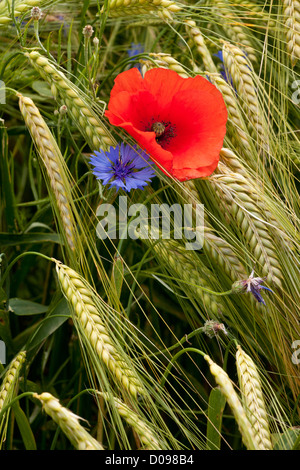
[127, 42, 144, 59]
[90, 143, 155, 192]
[232, 269, 273, 305]
[127, 43, 144, 72]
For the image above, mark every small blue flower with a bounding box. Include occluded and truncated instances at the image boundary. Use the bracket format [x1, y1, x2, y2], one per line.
[232, 269, 273, 305]
[90, 143, 155, 192]
[127, 43, 144, 73]
[127, 42, 144, 59]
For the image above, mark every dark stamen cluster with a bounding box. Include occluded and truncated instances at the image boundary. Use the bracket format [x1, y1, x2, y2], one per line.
[145, 117, 176, 149]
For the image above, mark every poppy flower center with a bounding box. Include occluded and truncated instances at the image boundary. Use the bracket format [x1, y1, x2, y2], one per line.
[146, 118, 177, 149]
[152, 121, 165, 137]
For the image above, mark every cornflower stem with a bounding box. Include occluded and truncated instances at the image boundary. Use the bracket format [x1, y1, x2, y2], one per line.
[82, 34, 95, 96]
[150, 326, 235, 360]
[11, 0, 23, 46]
[33, 19, 55, 61]
[148, 328, 206, 358]
[160, 347, 206, 388]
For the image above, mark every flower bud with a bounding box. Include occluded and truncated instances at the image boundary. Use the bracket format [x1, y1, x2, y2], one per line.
[59, 105, 68, 115]
[31, 7, 42, 21]
[82, 25, 94, 37]
[203, 320, 228, 338]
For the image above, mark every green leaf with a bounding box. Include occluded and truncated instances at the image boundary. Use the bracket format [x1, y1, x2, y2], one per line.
[273, 428, 300, 450]
[19, 378, 43, 395]
[12, 297, 71, 352]
[12, 402, 37, 450]
[26, 297, 71, 351]
[31, 80, 53, 98]
[0, 232, 62, 247]
[9, 298, 49, 316]
[111, 254, 124, 299]
[206, 387, 227, 450]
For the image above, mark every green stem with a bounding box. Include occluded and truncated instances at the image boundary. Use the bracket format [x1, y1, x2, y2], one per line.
[0, 86, 17, 96]
[33, 20, 55, 62]
[142, 271, 235, 297]
[160, 347, 206, 388]
[0, 252, 53, 293]
[0, 392, 35, 421]
[148, 327, 206, 359]
[50, 388, 97, 450]
[0, 53, 24, 81]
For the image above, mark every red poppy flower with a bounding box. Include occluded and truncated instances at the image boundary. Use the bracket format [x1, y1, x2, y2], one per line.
[105, 68, 228, 181]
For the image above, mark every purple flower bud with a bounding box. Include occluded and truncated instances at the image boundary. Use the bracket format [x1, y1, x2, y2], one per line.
[232, 270, 273, 305]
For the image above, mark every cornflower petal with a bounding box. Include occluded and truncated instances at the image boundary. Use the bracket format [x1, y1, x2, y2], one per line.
[232, 270, 273, 305]
[90, 143, 155, 192]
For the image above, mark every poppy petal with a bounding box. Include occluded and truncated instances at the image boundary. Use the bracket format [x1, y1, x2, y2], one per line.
[105, 68, 228, 181]
[109, 67, 144, 100]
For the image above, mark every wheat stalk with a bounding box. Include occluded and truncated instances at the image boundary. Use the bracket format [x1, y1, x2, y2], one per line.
[0, 351, 26, 412]
[283, 0, 300, 66]
[204, 354, 259, 450]
[18, 93, 76, 252]
[103, 0, 182, 19]
[179, 180, 247, 282]
[148, 237, 226, 317]
[222, 42, 268, 152]
[209, 169, 283, 287]
[33, 392, 104, 450]
[185, 19, 218, 73]
[207, 73, 254, 162]
[25, 51, 115, 151]
[141, 53, 189, 78]
[236, 345, 273, 450]
[100, 393, 163, 450]
[54, 260, 143, 398]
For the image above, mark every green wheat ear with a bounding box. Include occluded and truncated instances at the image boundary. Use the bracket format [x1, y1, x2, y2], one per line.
[236, 345, 273, 450]
[33, 392, 104, 450]
[283, 1, 300, 66]
[0, 351, 26, 448]
[54, 259, 144, 399]
[25, 50, 116, 151]
[18, 93, 77, 253]
[204, 354, 260, 450]
[0, 351, 26, 412]
[99, 393, 164, 450]
[103, 0, 182, 20]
